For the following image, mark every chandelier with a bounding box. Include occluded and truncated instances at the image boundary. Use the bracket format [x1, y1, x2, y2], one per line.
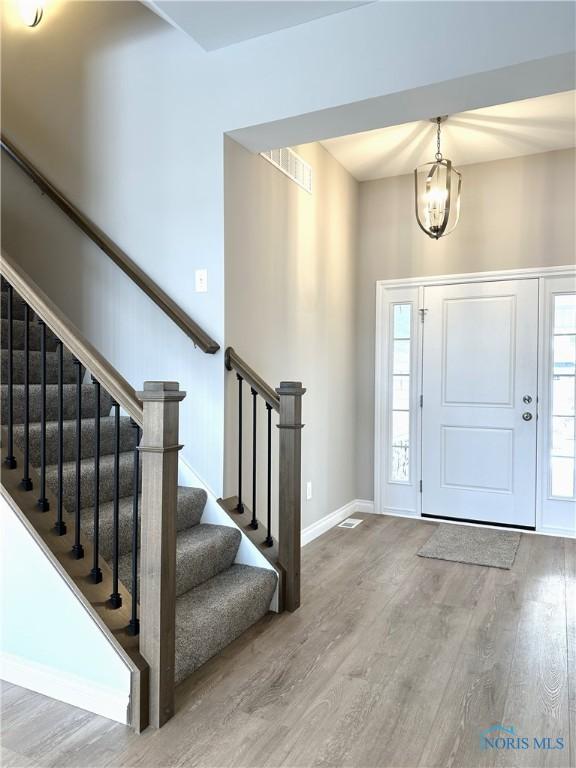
[414, 117, 462, 239]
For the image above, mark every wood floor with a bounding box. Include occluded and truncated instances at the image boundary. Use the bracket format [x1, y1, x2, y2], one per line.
[2, 514, 575, 768]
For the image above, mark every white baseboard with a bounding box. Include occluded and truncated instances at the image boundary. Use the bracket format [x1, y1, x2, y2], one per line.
[355, 499, 375, 515]
[301, 499, 376, 547]
[0, 652, 130, 724]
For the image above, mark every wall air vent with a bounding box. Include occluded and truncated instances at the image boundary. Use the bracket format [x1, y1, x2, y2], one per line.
[260, 147, 312, 193]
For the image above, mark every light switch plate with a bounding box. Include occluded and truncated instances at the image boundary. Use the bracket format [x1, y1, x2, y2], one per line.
[306, 481, 312, 500]
[195, 269, 208, 293]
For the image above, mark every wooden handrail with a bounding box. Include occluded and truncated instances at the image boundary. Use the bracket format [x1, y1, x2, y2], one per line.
[0, 250, 143, 425]
[1, 134, 220, 355]
[225, 347, 280, 411]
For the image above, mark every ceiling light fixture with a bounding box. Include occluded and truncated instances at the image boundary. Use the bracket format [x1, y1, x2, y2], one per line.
[18, 0, 44, 27]
[414, 117, 462, 239]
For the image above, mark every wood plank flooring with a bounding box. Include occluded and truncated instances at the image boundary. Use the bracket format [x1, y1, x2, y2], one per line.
[2, 514, 575, 768]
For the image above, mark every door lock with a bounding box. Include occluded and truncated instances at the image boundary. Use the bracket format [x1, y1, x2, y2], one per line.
[522, 412, 533, 421]
[523, 395, 533, 404]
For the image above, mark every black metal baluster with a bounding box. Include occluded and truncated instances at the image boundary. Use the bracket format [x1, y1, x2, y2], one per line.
[37, 321, 49, 510]
[236, 374, 244, 513]
[90, 377, 102, 581]
[264, 403, 273, 547]
[127, 419, 141, 635]
[54, 342, 66, 535]
[250, 388, 258, 530]
[109, 402, 122, 608]
[72, 359, 84, 559]
[19, 304, 32, 488]
[4, 285, 17, 469]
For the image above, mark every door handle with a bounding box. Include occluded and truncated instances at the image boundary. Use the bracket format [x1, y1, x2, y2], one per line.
[523, 395, 533, 404]
[522, 412, 533, 421]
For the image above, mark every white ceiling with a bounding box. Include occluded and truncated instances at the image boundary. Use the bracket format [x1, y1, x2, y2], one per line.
[148, 1, 370, 51]
[320, 91, 576, 181]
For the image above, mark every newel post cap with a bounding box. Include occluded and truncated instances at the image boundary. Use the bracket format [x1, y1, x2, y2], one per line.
[276, 381, 306, 397]
[137, 381, 187, 403]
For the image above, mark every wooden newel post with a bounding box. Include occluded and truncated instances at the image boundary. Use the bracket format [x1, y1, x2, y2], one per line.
[276, 381, 305, 612]
[137, 381, 186, 729]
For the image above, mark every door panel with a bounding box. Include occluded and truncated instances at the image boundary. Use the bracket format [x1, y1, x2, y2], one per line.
[442, 296, 515, 406]
[422, 279, 538, 527]
[441, 426, 514, 492]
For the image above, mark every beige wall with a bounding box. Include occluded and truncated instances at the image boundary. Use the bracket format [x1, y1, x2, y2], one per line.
[224, 138, 359, 530]
[225, 145, 575, 521]
[356, 148, 576, 498]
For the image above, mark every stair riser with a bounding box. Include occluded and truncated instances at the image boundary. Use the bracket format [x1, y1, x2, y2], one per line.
[45, 453, 140, 511]
[1, 350, 78, 385]
[14, 417, 136, 466]
[175, 565, 278, 685]
[1, 319, 59, 352]
[1, 385, 113, 423]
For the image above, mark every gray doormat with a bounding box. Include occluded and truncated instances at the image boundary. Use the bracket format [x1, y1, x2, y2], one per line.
[417, 524, 521, 569]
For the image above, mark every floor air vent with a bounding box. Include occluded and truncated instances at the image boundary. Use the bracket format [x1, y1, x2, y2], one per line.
[261, 148, 312, 193]
[338, 518, 363, 529]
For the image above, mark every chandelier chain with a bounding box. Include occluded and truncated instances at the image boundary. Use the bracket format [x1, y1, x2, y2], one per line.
[435, 117, 442, 162]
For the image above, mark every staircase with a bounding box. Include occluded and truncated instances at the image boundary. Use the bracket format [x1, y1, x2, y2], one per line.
[1, 133, 304, 735]
[0, 266, 278, 730]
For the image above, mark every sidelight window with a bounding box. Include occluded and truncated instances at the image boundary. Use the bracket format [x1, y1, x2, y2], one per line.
[550, 293, 576, 499]
[390, 304, 412, 482]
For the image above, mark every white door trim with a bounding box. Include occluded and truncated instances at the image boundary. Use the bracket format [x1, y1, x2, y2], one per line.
[376, 265, 574, 290]
[374, 265, 576, 537]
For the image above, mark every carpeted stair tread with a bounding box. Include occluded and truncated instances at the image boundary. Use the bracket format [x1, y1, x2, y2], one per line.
[14, 415, 135, 466]
[1, 319, 59, 352]
[45, 451, 137, 511]
[1, 349, 79, 385]
[1, 384, 113, 423]
[117, 523, 242, 598]
[83, 486, 208, 560]
[175, 564, 277, 684]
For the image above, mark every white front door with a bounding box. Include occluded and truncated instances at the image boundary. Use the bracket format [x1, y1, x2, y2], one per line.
[421, 279, 539, 527]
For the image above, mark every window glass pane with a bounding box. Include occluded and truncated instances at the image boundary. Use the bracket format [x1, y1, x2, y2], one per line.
[553, 335, 576, 376]
[554, 294, 576, 334]
[551, 457, 575, 498]
[392, 375, 410, 411]
[393, 304, 411, 339]
[552, 377, 575, 416]
[391, 446, 409, 482]
[551, 416, 575, 457]
[392, 411, 410, 447]
[393, 340, 410, 374]
[389, 302, 412, 483]
[549, 293, 575, 499]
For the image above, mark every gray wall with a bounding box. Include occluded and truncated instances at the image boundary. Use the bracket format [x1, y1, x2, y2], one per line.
[356, 148, 576, 499]
[224, 138, 359, 530]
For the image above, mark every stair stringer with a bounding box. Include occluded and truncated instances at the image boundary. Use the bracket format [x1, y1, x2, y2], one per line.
[178, 456, 280, 612]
